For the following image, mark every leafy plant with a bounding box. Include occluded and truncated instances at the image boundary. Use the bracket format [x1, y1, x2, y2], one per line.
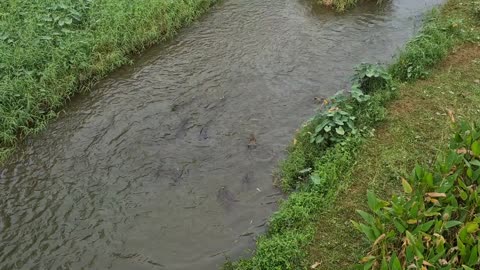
[310, 106, 357, 146]
[352, 63, 393, 94]
[354, 122, 480, 269]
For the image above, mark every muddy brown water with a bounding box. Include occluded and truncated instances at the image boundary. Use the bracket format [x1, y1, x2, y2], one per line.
[1, 0, 442, 269]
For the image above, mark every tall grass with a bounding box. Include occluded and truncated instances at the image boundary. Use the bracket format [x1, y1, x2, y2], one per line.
[0, 0, 217, 157]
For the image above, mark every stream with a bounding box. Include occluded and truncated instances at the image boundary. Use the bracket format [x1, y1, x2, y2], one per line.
[0, 0, 442, 269]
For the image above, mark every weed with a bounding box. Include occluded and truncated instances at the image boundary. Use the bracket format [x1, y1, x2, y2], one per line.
[352, 63, 393, 95]
[355, 122, 480, 269]
[310, 106, 357, 146]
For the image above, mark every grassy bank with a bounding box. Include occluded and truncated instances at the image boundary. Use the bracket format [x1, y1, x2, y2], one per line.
[225, 0, 480, 269]
[0, 0, 217, 161]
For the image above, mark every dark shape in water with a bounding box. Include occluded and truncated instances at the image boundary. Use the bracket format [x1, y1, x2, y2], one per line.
[217, 186, 239, 205]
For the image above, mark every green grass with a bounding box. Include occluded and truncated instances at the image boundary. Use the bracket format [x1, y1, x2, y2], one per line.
[225, 0, 480, 269]
[0, 0, 217, 162]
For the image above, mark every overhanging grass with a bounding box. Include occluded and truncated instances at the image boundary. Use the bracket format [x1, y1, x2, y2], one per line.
[318, 0, 383, 12]
[0, 0, 218, 162]
[225, 0, 479, 269]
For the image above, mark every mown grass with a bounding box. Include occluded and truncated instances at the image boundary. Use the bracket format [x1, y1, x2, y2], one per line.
[225, 0, 480, 269]
[0, 0, 218, 162]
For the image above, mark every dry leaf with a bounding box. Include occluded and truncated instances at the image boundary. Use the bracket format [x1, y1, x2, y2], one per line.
[423, 260, 434, 267]
[429, 198, 440, 205]
[447, 109, 455, 123]
[311, 262, 321, 269]
[457, 148, 474, 155]
[360, 256, 375, 263]
[372, 234, 386, 247]
[426, 192, 447, 198]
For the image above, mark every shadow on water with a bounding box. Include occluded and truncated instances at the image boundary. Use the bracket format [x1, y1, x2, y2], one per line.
[0, 0, 443, 269]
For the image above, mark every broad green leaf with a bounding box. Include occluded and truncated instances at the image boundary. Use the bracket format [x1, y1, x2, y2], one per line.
[315, 136, 325, 144]
[419, 220, 435, 232]
[390, 253, 402, 270]
[467, 167, 474, 178]
[467, 245, 478, 266]
[445, 220, 463, 229]
[363, 260, 374, 270]
[367, 190, 378, 212]
[393, 218, 406, 233]
[425, 172, 434, 187]
[466, 222, 479, 233]
[357, 223, 376, 242]
[380, 258, 388, 270]
[424, 211, 441, 217]
[460, 190, 468, 201]
[357, 210, 375, 225]
[401, 178, 413, 194]
[315, 120, 329, 133]
[310, 174, 322, 185]
[459, 227, 468, 243]
[336, 126, 345, 135]
[472, 141, 480, 156]
[470, 160, 480, 167]
[415, 165, 424, 179]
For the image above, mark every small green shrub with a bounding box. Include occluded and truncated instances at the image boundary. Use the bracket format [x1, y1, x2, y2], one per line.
[310, 106, 357, 146]
[310, 64, 392, 148]
[352, 63, 393, 95]
[355, 122, 480, 269]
